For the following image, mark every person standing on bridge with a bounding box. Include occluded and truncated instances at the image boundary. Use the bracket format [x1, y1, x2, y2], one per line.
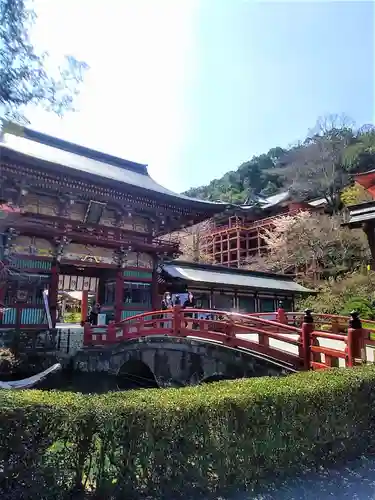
[89, 302, 101, 326]
[161, 292, 173, 328]
[183, 291, 195, 329]
[162, 292, 172, 310]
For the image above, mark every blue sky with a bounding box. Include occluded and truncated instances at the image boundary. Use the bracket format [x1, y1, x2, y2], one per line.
[29, 0, 374, 194]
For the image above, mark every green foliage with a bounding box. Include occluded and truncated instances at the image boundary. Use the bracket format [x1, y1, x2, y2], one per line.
[0, 0, 88, 122]
[183, 148, 285, 203]
[297, 270, 375, 317]
[343, 127, 375, 173]
[0, 348, 19, 374]
[2, 366, 375, 498]
[340, 297, 375, 319]
[64, 312, 82, 324]
[340, 184, 373, 207]
[183, 116, 375, 206]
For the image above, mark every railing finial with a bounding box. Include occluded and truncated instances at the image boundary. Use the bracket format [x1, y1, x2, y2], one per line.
[303, 309, 314, 324]
[349, 310, 362, 329]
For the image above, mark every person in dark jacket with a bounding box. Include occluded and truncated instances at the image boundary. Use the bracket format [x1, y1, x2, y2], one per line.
[183, 291, 195, 308]
[183, 292, 195, 328]
[89, 302, 101, 325]
[161, 292, 172, 328]
[161, 292, 172, 310]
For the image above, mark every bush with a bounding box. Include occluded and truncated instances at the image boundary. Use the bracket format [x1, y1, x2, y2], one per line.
[0, 348, 20, 375]
[297, 270, 375, 316]
[340, 297, 375, 319]
[64, 311, 82, 323]
[1, 366, 375, 499]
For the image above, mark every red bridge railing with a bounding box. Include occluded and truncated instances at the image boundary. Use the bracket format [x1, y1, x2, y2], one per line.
[82, 307, 373, 371]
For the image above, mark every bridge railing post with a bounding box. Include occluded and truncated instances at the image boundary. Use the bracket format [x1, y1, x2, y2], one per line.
[300, 309, 314, 370]
[107, 321, 117, 343]
[224, 315, 235, 346]
[173, 305, 183, 336]
[347, 311, 366, 367]
[276, 301, 287, 324]
[83, 322, 92, 346]
[331, 317, 340, 335]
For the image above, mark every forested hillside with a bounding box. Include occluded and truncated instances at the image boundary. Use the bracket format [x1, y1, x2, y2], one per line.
[183, 115, 375, 210]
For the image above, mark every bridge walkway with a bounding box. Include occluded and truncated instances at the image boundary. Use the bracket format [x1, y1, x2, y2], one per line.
[82, 307, 375, 371]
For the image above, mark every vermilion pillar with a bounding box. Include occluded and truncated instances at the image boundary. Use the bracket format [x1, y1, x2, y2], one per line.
[115, 268, 124, 322]
[49, 262, 59, 327]
[151, 256, 159, 310]
[81, 290, 89, 324]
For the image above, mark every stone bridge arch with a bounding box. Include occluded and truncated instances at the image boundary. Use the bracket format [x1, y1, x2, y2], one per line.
[73, 336, 295, 388]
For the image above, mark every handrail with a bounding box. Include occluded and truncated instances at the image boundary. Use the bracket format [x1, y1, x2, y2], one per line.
[82, 307, 370, 372]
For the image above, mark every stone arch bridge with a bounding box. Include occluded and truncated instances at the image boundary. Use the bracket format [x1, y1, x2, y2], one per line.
[73, 335, 295, 388]
[57, 306, 375, 388]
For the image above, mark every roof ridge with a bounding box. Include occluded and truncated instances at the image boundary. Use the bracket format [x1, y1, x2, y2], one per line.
[170, 259, 296, 281]
[1, 121, 148, 175]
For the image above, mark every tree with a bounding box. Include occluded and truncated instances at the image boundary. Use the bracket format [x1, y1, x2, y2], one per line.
[0, 0, 88, 122]
[297, 271, 375, 318]
[340, 184, 373, 207]
[286, 114, 355, 212]
[343, 127, 375, 173]
[244, 211, 369, 284]
[169, 220, 214, 263]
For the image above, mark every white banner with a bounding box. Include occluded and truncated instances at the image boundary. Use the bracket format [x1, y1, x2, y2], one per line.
[42, 290, 53, 329]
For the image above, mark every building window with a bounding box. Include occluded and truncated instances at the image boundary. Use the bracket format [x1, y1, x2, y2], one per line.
[192, 292, 210, 309]
[213, 293, 233, 311]
[282, 298, 294, 311]
[238, 295, 255, 313]
[259, 297, 275, 313]
[124, 282, 151, 307]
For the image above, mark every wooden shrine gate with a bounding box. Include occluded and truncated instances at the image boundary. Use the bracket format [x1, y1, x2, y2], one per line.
[82, 307, 374, 371]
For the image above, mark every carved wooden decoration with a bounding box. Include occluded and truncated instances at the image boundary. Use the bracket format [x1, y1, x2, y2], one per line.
[22, 193, 40, 213]
[68, 202, 87, 221]
[118, 218, 133, 231]
[126, 251, 138, 267]
[11, 236, 53, 257]
[16, 289, 28, 302]
[132, 215, 148, 233]
[37, 195, 57, 216]
[22, 193, 57, 216]
[100, 208, 116, 227]
[138, 252, 153, 269]
[63, 243, 115, 264]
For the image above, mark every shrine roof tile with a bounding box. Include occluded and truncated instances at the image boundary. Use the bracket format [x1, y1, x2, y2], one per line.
[162, 261, 313, 294]
[0, 123, 228, 211]
[345, 201, 375, 226]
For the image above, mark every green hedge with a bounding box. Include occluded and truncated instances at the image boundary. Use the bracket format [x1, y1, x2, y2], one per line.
[2, 366, 375, 499]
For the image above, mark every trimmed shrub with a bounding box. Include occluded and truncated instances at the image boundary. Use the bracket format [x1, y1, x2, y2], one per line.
[1, 367, 375, 498]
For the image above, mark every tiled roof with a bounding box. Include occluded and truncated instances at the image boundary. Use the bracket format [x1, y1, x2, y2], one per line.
[0, 123, 229, 210]
[345, 201, 375, 226]
[162, 261, 313, 294]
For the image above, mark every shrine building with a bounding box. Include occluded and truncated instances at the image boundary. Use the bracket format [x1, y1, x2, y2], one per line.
[0, 123, 229, 329]
[345, 169, 375, 268]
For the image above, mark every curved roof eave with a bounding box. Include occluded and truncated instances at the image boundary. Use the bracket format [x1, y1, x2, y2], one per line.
[0, 125, 232, 212]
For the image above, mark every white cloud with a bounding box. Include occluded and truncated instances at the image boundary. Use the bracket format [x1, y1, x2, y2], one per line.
[28, 0, 200, 191]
